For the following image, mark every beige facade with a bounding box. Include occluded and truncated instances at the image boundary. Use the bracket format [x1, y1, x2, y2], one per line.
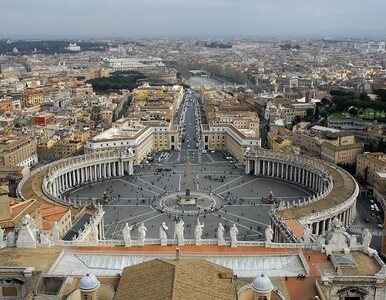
[356, 152, 386, 185]
[130, 84, 183, 124]
[321, 141, 363, 165]
[0, 137, 38, 167]
[85, 124, 179, 164]
[21, 91, 44, 107]
[374, 172, 386, 195]
[201, 124, 260, 163]
[292, 131, 321, 156]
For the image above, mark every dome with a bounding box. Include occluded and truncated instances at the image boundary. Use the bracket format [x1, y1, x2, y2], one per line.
[79, 274, 100, 291]
[252, 274, 273, 293]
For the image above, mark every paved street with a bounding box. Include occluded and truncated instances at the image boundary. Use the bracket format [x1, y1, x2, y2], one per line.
[348, 195, 384, 250]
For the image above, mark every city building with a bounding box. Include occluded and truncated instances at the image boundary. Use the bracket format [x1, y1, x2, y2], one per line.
[34, 113, 56, 126]
[267, 128, 292, 152]
[328, 114, 369, 136]
[0, 98, 13, 113]
[0, 137, 38, 167]
[201, 124, 261, 163]
[130, 84, 183, 124]
[366, 41, 386, 53]
[21, 90, 44, 107]
[293, 125, 363, 163]
[85, 124, 179, 164]
[356, 152, 386, 186]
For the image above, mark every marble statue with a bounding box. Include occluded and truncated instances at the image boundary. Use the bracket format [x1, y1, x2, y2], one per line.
[303, 225, 312, 244]
[138, 223, 147, 246]
[16, 214, 38, 248]
[159, 222, 169, 246]
[51, 222, 60, 241]
[217, 223, 225, 246]
[92, 225, 99, 243]
[122, 223, 133, 247]
[194, 220, 204, 245]
[39, 231, 51, 247]
[265, 225, 274, 243]
[230, 224, 239, 247]
[325, 217, 350, 254]
[361, 228, 372, 249]
[6, 230, 16, 247]
[175, 220, 185, 246]
[0, 227, 5, 248]
[0, 226, 4, 243]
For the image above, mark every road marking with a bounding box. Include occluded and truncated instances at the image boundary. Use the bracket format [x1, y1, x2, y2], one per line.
[218, 177, 261, 195]
[210, 213, 263, 234]
[178, 174, 182, 191]
[221, 210, 270, 227]
[207, 153, 215, 163]
[137, 177, 166, 193]
[117, 179, 160, 195]
[108, 210, 157, 226]
[212, 175, 243, 193]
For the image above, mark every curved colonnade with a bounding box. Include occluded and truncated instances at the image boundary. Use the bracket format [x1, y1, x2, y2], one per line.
[17, 149, 134, 208]
[245, 148, 359, 241]
[17, 147, 358, 245]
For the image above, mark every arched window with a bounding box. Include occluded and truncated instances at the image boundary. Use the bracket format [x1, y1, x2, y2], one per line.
[258, 296, 267, 300]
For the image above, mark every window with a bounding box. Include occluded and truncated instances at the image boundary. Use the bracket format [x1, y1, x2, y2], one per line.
[257, 296, 267, 300]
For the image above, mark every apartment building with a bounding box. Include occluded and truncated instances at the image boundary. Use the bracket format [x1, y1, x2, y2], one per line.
[0, 137, 38, 167]
[356, 152, 386, 185]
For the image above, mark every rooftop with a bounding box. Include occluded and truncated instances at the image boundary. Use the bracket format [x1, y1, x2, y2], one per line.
[115, 258, 236, 300]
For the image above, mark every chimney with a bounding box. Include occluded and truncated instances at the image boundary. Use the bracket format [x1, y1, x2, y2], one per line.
[176, 247, 180, 261]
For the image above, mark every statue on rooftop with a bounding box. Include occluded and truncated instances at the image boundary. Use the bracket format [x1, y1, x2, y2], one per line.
[51, 222, 60, 242]
[303, 225, 312, 245]
[217, 223, 225, 246]
[175, 219, 185, 246]
[265, 225, 274, 243]
[361, 228, 372, 249]
[6, 230, 16, 247]
[0, 226, 5, 248]
[138, 223, 147, 246]
[0, 226, 4, 244]
[194, 219, 204, 245]
[159, 222, 169, 245]
[122, 223, 133, 247]
[92, 225, 99, 243]
[230, 224, 239, 247]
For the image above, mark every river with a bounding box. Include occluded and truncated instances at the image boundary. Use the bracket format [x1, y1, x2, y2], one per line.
[187, 76, 224, 90]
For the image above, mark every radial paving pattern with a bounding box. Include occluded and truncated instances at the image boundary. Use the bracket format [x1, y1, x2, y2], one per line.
[65, 150, 313, 241]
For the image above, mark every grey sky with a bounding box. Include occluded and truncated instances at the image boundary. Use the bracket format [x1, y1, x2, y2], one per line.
[1, 0, 386, 38]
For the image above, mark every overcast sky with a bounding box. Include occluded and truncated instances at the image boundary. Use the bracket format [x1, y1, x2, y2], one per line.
[1, 0, 386, 38]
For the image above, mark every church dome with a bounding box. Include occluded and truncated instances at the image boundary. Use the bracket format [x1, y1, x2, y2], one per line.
[79, 274, 100, 291]
[252, 274, 273, 293]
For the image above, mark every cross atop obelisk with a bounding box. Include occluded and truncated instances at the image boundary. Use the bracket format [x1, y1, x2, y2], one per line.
[184, 157, 191, 199]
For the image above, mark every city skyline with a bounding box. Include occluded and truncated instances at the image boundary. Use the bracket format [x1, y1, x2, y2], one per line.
[1, 0, 386, 38]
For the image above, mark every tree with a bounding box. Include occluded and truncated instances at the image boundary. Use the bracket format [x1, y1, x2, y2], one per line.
[306, 108, 314, 117]
[348, 106, 358, 116]
[321, 98, 331, 106]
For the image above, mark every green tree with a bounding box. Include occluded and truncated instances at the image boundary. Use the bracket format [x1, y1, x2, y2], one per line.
[306, 108, 314, 117]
